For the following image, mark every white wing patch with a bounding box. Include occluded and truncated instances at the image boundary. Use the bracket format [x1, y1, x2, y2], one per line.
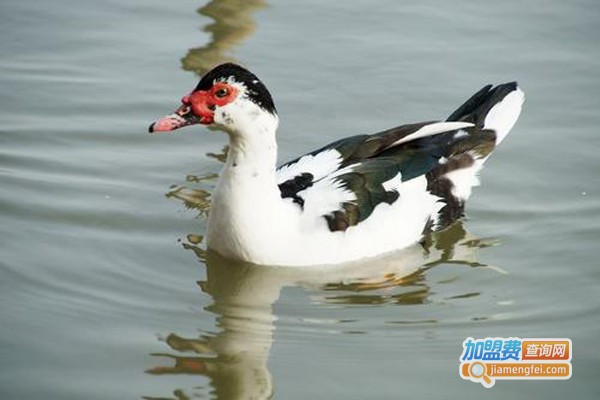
[443, 151, 485, 201]
[276, 149, 342, 184]
[453, 129, 469, 140]
[382, 171, 403, 192]
[484, 87, 525, 144]
[387, 121, 474, 148]
[296, 169, 356, 224]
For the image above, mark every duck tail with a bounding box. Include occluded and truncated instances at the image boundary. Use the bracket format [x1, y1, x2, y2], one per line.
[447, 82, 525, 145]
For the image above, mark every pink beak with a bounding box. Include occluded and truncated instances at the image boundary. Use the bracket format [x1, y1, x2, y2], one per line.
[149, 104, 200, 133]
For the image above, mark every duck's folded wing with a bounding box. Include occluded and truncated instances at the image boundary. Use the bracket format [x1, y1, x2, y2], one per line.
[276, 121, 472, 185]
[295, 157, 411, 232]
[276, 82, 524, 232]
[276, 121, 490, 231]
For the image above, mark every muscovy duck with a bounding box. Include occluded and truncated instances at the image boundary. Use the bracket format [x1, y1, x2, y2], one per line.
[150, 63, 524, 266]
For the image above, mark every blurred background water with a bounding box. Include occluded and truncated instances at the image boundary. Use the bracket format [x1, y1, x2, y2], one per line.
[1, 0, 599, 398]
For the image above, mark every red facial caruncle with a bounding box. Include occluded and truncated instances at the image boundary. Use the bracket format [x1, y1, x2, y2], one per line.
[185, 82, 238, 125]
[149, 82, 238, 133]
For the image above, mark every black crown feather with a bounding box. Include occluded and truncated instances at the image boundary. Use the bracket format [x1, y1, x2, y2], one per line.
[194, 63, 277, 115]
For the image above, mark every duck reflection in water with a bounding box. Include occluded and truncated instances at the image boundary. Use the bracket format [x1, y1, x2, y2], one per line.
[181, 0, 267, 76]
[145, 219, 491, 400]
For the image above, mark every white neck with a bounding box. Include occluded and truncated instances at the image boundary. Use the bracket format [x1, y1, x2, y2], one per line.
[207, 108, 289, 262]
[224, 112, 279, 177]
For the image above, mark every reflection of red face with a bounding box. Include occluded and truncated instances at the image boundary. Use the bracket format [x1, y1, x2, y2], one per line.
[149, 82, 239, 133]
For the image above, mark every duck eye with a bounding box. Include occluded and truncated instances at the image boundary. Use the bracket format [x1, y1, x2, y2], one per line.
[215, 88, 228, 98]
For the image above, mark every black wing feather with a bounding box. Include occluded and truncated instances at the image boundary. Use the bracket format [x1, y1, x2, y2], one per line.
[277, 82, 517, 232]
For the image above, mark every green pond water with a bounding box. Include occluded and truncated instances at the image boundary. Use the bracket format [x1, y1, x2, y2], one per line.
[1, 0, 599, 398]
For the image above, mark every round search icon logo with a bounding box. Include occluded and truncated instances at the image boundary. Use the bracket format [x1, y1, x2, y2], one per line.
[469, 361, 492, 386]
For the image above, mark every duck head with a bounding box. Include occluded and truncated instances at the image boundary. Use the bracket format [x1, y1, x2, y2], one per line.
[149, 63, 277, 135]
